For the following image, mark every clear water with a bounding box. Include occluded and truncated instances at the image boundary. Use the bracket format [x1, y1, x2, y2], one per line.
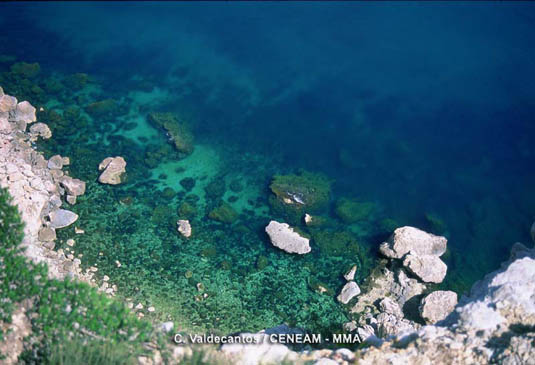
[1, 2, 534, 334]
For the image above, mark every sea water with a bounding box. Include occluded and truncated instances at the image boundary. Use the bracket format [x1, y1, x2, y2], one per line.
[0, 2, 534, 334]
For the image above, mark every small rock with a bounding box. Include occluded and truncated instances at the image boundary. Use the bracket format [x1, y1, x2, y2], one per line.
[304, 213, 313, 225]
[177, 219, 192, 238]
[337, 281, 361, 304]
[135, 303, 143, 310]
[47, 155, 64, 170]
[98, 156, 126, 185]
[160, 321, 174, 333]
[66, 239, 75, 247]
[49, 209, 79, 229]
[265, 220, 311, 254]
[148, 306, 155, 312]
[66, 195, 77, 205]
[38, 227, 56, 242]
[103, 275, 109, 281]
[29, 123, 52, 139]
[344, 265, 357, 281]
[74, 227, 84, 234]
[61, 176, 86, 196]
[419, 290, 458, 324]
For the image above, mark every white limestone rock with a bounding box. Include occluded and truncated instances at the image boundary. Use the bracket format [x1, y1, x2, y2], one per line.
[419, 290, 458, 324]
[265, 220, 310, 254]
[60, 176, 86, 196]
[344, 265, 357, 281]
[337, 281, 361, 304]
[380, 226, 447, 259]
[49, 209, 79, 229]
[47, 155, 64, 170]
[177, 219, 192, 238]
[98, 156, 126, 185]
[403, 253, 447, 283]
[29, 122, 52, 140]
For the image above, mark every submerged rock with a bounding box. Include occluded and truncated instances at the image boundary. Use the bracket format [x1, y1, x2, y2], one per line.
[337, 281, 361, 304]
[380, 226, 447, 259]
[49, 209, 79, 229]
[98, 156, 126, 185]
[419, 290, 458, 324]
[265, 220, 311, 254]
[177, 219, 192, 238]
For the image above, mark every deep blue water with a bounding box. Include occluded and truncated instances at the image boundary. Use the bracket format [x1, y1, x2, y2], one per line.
[1, 2, 534, 333]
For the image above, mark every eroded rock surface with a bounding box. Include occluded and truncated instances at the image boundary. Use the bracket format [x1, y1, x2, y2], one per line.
[265, 220, 311, 254]
[98, 156, 126, 185]
[419, 290, 458, 324]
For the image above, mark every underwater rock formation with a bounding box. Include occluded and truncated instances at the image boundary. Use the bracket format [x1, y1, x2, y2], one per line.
[268, 170, 331, 224]
[419, 290, 458, 324]
[177, 219, 192, 238]
[147, 112, 194, 155]
[98, 156, 126, 185]
[265, 220, 311, 254]
[334, 198, 375, 224]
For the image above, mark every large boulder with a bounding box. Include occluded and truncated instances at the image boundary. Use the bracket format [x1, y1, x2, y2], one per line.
[98, 156, 126, 185]
[380, 226, 447, 259]
[49, 209, 79, 229]
[265, 220, 311, 254]
[419, 290, 458, 324]
[403, 254, 447, 283]
[337, 281, 361, 304]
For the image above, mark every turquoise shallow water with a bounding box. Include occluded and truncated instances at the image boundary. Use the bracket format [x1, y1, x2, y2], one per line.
[1, 2, 534, 334]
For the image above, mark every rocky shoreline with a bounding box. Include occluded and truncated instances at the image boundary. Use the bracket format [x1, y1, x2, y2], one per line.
[0, 87, 112, 291]
[1, 88, 534, 364]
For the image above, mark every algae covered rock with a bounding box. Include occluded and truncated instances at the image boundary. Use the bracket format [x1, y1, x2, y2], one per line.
[85, 99, 118, 117]
[178, 201, 197, 218]
[208, 202, 238, 224]
[269, 170, 331, 224]
[335, 198, 376, 223]
[265, 220, 311, 254]
[148, 112, 194, 155]
[10, 62, 40, 79]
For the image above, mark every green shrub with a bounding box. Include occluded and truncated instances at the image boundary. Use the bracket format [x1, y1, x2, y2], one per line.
[0, 187, 153, 362]
[48, 338, 136, 365]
